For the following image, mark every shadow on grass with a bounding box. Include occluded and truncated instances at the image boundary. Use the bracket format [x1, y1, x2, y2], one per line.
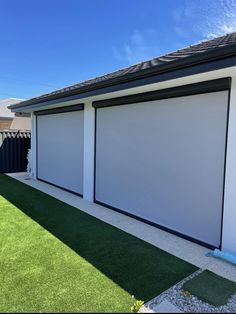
[0, 174, 197, 301]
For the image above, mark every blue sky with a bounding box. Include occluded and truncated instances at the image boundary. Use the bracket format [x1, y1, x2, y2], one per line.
[0, 0, 236, 99]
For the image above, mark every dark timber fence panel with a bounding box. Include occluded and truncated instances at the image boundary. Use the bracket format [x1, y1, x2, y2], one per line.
[0, 131, 31, 173]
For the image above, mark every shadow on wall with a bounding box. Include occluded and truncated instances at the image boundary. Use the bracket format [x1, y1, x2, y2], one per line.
[0, 131, 31, 173]
[0, 174, 197, 301]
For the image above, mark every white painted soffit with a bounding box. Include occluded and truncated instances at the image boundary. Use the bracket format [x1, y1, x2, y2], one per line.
[12, 66, 236, 113]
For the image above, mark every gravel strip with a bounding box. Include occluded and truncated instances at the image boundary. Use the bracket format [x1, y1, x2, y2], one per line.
[139, 269, 236, 313]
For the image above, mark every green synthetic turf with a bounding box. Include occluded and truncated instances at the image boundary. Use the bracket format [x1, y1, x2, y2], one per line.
[0, 174, 197, 312]
[183, 270, 236, 306]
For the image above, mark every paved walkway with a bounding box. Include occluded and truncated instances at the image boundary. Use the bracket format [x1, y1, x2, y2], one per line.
[7, 172, 236, 283]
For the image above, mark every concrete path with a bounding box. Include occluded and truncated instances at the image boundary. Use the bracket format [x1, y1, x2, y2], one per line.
[149, 301, 183, 313]
[140, 300, 183, 313]
[6, 172, 236, 283]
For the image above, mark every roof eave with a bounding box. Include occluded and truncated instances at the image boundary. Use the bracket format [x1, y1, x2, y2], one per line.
[9, 43, 236, 111]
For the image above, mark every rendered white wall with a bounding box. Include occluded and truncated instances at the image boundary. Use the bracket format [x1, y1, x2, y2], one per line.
[83, 102, 95, 201]
[31, 113, 37, 179]
[222, 77, 236, 255]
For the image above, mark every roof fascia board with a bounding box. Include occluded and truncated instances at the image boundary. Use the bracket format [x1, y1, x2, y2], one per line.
[11, 55, 236, 112]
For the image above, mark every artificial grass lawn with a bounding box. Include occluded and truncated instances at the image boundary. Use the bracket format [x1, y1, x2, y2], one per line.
[183, 270, 236, 306]
[0, 174, 197, 312]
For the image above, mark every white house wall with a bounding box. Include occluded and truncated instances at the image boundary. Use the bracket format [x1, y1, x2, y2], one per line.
[29, 69, 236, 254]
[222, 76, 236, 255]
[83, 102, 95, 201]
[31, 113, 37, 179]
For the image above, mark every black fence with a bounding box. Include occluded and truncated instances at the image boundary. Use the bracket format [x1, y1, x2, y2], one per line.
[0, 131, 31, 173]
